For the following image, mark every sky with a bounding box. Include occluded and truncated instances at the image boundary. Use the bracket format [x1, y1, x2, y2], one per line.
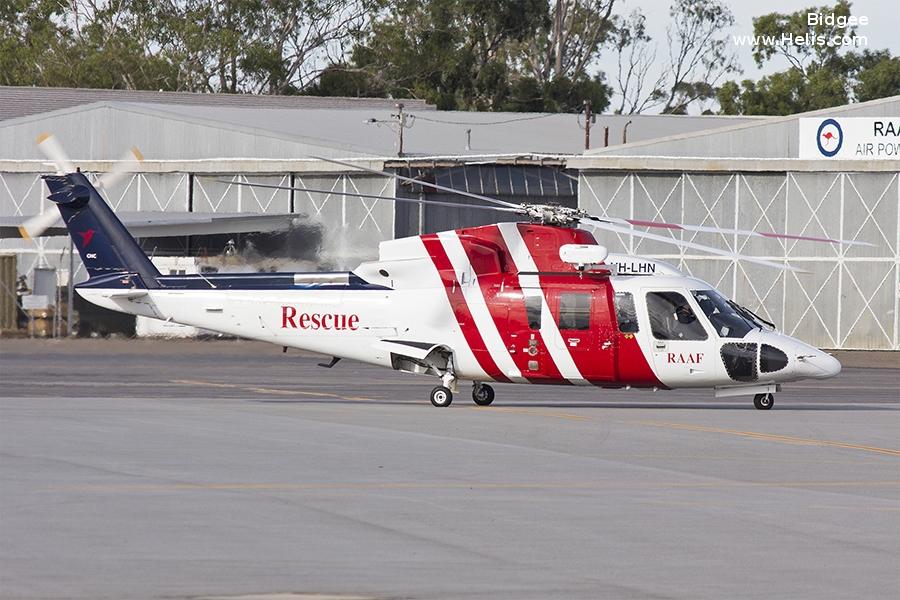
[594, 0, 899, 112]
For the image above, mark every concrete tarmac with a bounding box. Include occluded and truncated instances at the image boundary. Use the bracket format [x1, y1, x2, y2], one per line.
[1, 339, 898, 599]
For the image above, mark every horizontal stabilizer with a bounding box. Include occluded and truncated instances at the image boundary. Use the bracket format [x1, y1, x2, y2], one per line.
[102, 290, 149, 300]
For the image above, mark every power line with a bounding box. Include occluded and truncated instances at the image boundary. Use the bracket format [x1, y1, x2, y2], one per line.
[410, 112, 559, 126]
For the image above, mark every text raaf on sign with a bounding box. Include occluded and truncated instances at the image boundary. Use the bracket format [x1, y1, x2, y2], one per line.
[799, 117, 900, 160]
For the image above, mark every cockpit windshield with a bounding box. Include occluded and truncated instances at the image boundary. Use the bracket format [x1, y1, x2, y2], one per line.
[691, 290, 758, 338]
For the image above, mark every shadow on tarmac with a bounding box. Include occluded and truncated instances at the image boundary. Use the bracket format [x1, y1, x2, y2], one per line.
[250, 399, 899, 410]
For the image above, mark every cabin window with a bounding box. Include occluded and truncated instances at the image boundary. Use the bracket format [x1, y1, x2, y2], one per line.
[721, 343, 759, 382]
[524, 294, 542, 330]
[646, 291, 707, 341]
[614, 292, 639, 333]
[558, 293, 591, 330]
[691, 290, 755, 338]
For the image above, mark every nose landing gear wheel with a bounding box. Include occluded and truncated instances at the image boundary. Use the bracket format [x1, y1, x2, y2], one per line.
[753, 393, 774, 410]
[472, 383, 495, 406]
[430, 386, 453, 407]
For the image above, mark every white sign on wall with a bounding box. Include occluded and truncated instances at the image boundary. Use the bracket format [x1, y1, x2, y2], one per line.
[799, 117, 899, 160]
[21, 295, 49, 310]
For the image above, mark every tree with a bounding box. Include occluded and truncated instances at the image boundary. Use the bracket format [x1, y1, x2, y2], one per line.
[751, 0, 852, 75]
[852, 51, 900, 102]
[519, 0, 617, 85]
[316, 0, 548, 110]
[611, 9, 663, 114]
[610, 0, 738, 115]
[315, 0, 612, 112]
[716, 68, 847, 115]
[718, 1, 899, 115]
[0, 0, 177, 89]
[1, 0, 380, 93]
[659, 0, 738, 114]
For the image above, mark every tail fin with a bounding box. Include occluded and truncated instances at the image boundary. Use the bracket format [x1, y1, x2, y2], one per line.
[43, 172, 161, 288]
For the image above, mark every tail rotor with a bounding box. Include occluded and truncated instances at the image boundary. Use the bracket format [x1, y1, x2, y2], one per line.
[21, 134, 144, 239]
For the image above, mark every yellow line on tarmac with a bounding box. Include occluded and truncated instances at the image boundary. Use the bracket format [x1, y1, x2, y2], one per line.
[631, 420, 900, 457]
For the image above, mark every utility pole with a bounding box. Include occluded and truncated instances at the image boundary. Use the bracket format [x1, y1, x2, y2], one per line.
[393, 102, 406, 157]
[623, 119, 633, 145]
[583, 100, 592, 150]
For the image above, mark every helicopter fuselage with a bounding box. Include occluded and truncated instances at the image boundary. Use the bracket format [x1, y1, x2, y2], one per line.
[78, 222, 840, 400]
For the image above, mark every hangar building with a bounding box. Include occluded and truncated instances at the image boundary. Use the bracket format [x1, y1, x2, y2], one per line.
[0, 86, 897, 349]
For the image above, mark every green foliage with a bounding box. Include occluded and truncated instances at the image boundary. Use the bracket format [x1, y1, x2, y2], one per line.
[718, 1, 898, 115]
[1, 0, 380, 92]
[751, 0, 852, 72]
[852, 52, 900, 102]
[309, 0, 611, 112]
[1, 0, 894, 115]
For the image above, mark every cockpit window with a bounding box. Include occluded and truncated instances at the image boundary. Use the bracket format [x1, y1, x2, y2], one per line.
[646, 291, 707, 341]
[691, 290, 756, 338]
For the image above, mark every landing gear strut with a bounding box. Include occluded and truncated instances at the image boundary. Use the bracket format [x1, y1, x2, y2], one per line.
[472, 383, 495, 406]
[430, 370, 458, 407]
[753, 393, 774, 410]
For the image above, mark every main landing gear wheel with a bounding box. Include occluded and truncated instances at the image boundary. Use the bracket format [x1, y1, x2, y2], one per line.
[753, 393, 775, 410]
[430, 386, 453, 407]
[472, 383, 495, 406]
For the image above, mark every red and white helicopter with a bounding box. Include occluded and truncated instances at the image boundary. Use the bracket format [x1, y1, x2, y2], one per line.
[29, 136, 861, 409]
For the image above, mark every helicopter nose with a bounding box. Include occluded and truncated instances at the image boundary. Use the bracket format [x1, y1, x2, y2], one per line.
[794, 349, 842, 379]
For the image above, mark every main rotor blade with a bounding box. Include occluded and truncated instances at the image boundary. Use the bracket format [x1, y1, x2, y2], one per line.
[603, 216, 872, 247]
[220, 180, 520, 213]
[308, 155, 522, 210]
[36, 133, 75, 174]
[580, 218, 808, 273]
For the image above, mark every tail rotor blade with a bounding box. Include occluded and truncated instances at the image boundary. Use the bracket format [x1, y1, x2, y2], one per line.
[98, 147, 144, 191]
[18, 210, 61, 240]
[36, 133, 76, 174]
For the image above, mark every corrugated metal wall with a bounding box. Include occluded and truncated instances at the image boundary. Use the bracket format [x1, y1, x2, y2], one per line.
[579, 169, 899, 350]
[0, 169, 395, 284]
[393, 165, 577, 237]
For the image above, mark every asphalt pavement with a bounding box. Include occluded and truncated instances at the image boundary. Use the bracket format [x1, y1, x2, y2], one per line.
[1, 338, 898, 600]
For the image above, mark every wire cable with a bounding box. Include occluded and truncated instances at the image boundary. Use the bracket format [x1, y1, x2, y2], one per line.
[410, 112, 560, 126]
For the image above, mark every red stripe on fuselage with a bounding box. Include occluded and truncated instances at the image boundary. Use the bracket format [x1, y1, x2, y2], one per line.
[456, 226, 565, 383]
[420, 234, 510, 383]
[514, 223, 617, 385]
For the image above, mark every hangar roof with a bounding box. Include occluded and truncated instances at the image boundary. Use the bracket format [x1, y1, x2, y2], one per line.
[0, 99, 761, 160]
[0, 85, 436, 121]
[583, 95, 900, 160]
